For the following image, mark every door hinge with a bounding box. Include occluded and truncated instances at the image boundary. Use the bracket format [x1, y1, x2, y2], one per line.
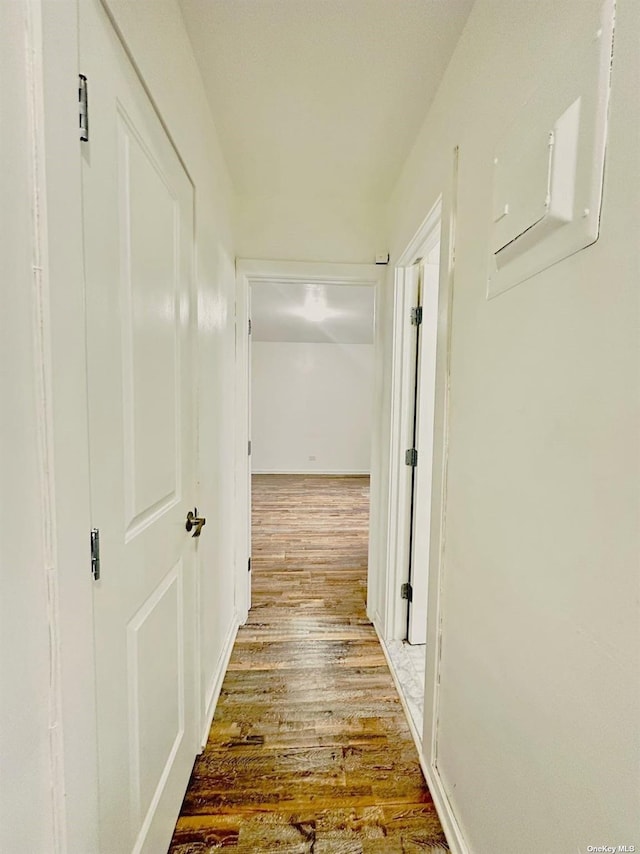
[405, 448, 418, 467]
[79, 74, 89, 142]
[90, 528, 100, 581]
[248, 557, 251, 573]
[410, 306, 423, 326]
[401, 582, 413, 602]
[248, 318, 252, 335]
[248, 439, 252, 456]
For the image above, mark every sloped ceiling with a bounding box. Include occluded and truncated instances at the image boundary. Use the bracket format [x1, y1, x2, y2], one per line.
[177, 0, 474, 201]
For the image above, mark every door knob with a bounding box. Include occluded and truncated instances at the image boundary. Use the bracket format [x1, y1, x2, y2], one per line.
[185, 508, 206, 538]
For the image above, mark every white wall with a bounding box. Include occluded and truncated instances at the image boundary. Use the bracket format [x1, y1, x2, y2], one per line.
[383, 0, 640, 851]
[252, 342, 374, 473]
[238, 194, 385, 265]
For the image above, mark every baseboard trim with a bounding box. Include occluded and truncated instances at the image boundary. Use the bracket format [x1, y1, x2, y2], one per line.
[372, 621, 470, 854]
[252, 470, 371, 476]
[419, 757, 470, 854]
[200, 616, 239, 750]
[368, 606, 382, 628]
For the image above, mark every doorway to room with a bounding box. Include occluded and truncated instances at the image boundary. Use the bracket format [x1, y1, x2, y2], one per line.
[234, 260, 384, 628]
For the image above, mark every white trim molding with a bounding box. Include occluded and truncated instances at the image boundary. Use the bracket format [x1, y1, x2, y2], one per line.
[252, 470, 371, 476]
[40, 2, 100, 851]
[200, 617, 239, 749]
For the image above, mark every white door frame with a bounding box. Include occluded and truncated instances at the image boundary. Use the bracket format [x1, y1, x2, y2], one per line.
[234, 259, 384, 623]
[39, 2, 100, 850]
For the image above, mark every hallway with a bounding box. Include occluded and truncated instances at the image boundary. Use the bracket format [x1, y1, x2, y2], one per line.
[169, 475, 448, 852]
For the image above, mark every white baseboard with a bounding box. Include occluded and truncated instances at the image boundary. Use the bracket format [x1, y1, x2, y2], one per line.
[251, 469, 371, 475]
[419, 757, 470, 854]
[200, 616, 239, 750]
[370, 611, 385, 641]
[368, 607, 382, 628]
[372, 621, 470, 854]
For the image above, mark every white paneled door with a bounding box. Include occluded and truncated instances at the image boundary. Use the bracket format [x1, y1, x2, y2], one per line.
[80, 1, 198, 851]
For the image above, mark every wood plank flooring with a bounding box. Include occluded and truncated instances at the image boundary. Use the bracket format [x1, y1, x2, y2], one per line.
[169, 474, 448, 853]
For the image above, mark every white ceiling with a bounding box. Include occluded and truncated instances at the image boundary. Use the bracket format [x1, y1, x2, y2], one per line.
[251, 282, 375, 344]
[177, 0, 474, 200]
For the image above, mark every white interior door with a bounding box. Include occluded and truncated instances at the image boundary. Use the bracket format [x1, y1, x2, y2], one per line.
[407, 259, 440, 645]
[80, 1, 198, 850]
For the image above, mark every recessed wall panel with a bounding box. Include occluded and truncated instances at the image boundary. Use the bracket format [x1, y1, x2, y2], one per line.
[127, 563, 184, 826]
[119, 113, 180, 530]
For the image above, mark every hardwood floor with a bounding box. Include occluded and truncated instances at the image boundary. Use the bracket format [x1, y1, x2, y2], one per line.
[170, 474, 448, 853]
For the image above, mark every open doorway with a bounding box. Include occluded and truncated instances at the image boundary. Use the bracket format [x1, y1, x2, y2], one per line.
[234, 261, 384, 627]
